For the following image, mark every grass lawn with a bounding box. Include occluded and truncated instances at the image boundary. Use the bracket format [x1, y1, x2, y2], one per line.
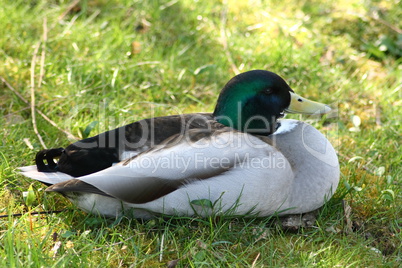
[1, 0, 400, 266]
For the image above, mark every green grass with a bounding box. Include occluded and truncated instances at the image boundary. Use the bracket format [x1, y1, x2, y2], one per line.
[1, 0, 401, 266]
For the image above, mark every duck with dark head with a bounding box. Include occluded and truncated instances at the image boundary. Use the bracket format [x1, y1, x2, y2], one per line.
[21, 70, 339, 219]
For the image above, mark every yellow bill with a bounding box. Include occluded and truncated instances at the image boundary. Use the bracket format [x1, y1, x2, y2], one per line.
[285, 92, 331, 115]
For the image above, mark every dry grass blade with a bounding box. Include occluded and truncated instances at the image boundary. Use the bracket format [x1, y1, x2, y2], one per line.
[56, 0, 81, 25]
[30, 41, 47, 149]
[338, 153, 374, 174]
[159, 232, 165, 262]
[0, 12, 80, 144]
[251, 252, 261, 268]
[30, 17, 49, 147]
[38, 17, 47, 88]
[219, 1, 240, 75]
[0, 76, 79, 141]
[93, 236, 135, 251]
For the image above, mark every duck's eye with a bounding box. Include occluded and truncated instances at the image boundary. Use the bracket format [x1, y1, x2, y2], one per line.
[263, 88, 272, 94]
[298, 98, 303, 102]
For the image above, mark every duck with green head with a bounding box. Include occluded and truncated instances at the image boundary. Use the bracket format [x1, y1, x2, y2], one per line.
[213, 70, 330, 134]
[20, 70, 339, 218]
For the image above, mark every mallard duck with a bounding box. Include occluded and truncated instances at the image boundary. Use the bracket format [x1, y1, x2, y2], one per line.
[20, 70, 339, 218]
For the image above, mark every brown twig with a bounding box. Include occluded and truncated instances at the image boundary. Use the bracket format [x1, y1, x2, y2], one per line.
[0, 76, 79, 141]
[219, 1, 240, 75]
[368, 12, 402, 34]
[1, 4, 83, 142]
[3, 2, 86, 144]
[57, 0, 81, 23]
[0, 210, 66, 219]
[0, 76, 27, 102]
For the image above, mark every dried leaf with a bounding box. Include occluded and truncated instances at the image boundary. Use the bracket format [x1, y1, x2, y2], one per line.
[325, 226, 341, 233]
[131, 41, 142, 55]
[167, 259, 179, 268]
[343, 200, 353, 234]
[196, 240, 208, 250]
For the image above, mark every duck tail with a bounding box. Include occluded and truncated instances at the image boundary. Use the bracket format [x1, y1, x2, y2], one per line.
[19, 165, 74, 186]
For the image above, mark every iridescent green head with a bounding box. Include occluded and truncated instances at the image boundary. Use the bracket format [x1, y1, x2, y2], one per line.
[213, 70, 331, 134]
